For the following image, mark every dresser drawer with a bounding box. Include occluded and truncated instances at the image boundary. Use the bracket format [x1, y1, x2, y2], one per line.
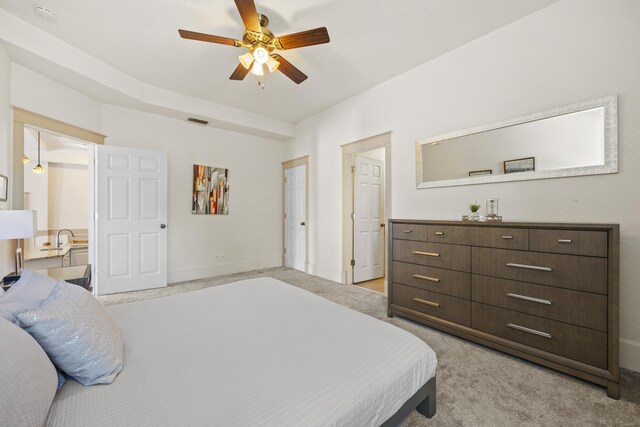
[392, 223, 428, 241]
[472, 247, 607, 294]
[428, 225, 528, 250]
[427, 225, 471, 245]
[393, 240, 470, 272]
[471, 302, 607, 369]
[393, 261, 470, 299]
[529, 229, 608, 257]
[393, 283, 470, 326]
[471, 275, 607, 331]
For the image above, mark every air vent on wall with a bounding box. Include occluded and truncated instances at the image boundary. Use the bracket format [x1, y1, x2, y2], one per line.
[187, 117, 209, 125]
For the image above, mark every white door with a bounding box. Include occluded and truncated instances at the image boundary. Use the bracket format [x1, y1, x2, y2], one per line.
[353, 155, 384, 283]
[284, 165, 306, 271]
[96, 145, 168, 295]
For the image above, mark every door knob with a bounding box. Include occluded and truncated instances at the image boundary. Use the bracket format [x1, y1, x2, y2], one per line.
[160, 224, 167, 229]
[301, 222, 306, 226]
[380, 223, 385, 227]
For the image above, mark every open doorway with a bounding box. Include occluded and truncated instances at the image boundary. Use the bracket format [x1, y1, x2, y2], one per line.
[341, 132, 391, 295]
[352, 148, 385, 293]
[22, 126, 93, 275]
[282, 156, 309, 272]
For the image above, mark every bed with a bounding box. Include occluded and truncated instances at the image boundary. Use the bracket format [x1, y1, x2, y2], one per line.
[43, 277, 437, 426]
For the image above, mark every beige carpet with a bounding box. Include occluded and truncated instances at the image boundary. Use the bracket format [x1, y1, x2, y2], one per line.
[101, 267, 640, 426]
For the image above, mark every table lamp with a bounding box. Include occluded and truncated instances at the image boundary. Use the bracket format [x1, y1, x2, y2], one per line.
[0, 210, 37, 284]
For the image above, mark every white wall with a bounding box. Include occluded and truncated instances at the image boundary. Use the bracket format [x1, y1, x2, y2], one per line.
[48, 163, 88, 230]
[10, 64, 284, 284]
[284, 0, 640, 371]
[0, 44, 13, 276]
[101, 105, 284, 283]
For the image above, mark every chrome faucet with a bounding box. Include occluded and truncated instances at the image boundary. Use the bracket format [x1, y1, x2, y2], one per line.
[56, 229, 75, 248]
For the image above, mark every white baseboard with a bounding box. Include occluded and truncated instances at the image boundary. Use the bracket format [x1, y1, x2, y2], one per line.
[620, 338, 640, 372]
[168, 257, 282, 284]
[308, 263, 342, 283]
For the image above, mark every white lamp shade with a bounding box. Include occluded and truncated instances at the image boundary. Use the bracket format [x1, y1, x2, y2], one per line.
[0, 210, 37, 239]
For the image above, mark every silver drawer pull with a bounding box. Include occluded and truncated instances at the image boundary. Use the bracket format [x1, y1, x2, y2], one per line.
[413, 274, 441, 283]
[506, 263, 552, 272]
[558, 239, 572, 243]
[506, 293, 552, 305]
[501, 235, 513, 240]
[403, 229, 413, 233]
[412, 297, 440, 308]
[507, 323, 552, 339]
[413, 251, 440, 257]
[434, 231, 445, 236]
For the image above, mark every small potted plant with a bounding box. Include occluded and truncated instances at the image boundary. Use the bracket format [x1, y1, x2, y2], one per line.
[468, 202, 481, 220]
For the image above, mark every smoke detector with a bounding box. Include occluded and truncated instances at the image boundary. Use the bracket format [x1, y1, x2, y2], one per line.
[34, 6, 56, 20]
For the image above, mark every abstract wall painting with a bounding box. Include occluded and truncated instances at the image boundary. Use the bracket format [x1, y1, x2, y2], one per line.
[192, 164, 230, 215]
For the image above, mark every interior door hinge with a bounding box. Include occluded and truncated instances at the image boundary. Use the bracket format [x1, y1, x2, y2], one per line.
[284, 248, 287, 254]
[283, 176, 287, 183]
[351, 212, 356, 220]
[350, 259, 355, 267]
[351, 166, 355, 173]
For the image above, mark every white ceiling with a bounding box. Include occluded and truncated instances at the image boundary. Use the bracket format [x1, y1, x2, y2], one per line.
[25, 126, 89, 151]
[0, 0, 558, 123]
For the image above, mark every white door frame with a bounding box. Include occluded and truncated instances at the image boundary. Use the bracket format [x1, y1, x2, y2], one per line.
[282, 156, 309, 272]
[341, 132, 392, 294]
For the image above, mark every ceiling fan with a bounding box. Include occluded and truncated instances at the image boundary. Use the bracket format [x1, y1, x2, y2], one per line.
[178, 0, 330, 85]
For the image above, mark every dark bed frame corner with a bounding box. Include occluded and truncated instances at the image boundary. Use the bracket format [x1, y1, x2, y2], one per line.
[380, 376, 436, 426]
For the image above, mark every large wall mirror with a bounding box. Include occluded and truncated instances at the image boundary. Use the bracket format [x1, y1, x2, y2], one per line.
[416, 95, 617, 189]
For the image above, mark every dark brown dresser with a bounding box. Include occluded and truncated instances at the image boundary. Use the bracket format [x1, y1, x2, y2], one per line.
[388, 220, 619, 398]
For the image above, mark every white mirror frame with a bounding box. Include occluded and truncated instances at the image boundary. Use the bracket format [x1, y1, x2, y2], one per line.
[416, 95, 618, 189]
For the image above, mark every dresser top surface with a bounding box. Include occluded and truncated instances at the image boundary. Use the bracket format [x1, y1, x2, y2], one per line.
[389, 219, 619, 231]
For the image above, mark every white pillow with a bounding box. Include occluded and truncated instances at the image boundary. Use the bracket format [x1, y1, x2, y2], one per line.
[0, 269, 58, 323]
[16, 281, 124, 385]
[0, 316, 58, 426]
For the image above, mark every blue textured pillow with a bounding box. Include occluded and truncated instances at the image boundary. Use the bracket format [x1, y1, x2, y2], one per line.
[16, 281, 124, 385]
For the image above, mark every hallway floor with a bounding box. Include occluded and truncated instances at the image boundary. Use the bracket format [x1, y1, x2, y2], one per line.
[354, 277, 384, 293]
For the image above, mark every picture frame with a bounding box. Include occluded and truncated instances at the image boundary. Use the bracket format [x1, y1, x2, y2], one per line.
[0, 174, 7, 202]
[504, 157, 535, 174]
[192, 164, 230, 215]
[468, 169, 492, 177]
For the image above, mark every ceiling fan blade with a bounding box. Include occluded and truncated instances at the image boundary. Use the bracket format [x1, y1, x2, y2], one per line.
[276, 27, 330, 50]
[230, 63, 250, 81]
[272, 54, 308, 84]
[178, 29, 239, 46]
[234, 0, 261, 33]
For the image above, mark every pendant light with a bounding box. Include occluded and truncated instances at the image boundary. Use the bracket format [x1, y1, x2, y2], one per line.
[32, 131, 46, 174]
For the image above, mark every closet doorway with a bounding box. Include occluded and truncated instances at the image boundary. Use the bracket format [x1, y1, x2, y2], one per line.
[341, 132, 391, 295]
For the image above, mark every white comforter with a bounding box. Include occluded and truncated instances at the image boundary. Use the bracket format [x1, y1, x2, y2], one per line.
[46, 278, 436, 426]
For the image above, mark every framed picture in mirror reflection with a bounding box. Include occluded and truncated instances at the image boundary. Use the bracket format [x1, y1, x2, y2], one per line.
[504, 157, 535, 174]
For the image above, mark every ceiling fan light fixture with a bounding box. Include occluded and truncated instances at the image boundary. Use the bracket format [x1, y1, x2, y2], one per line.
[250, 62, 264, 76]
[239, 51, 254, 69]
[266, 55, 280, 73]
[252, 46, 269, 64]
